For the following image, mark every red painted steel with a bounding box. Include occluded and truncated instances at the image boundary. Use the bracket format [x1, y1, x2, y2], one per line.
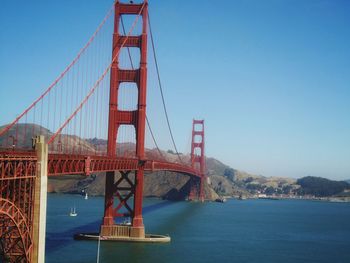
[1, 151, 201, 178]
[0, 199, 33, 262]
[47, 155, 200, 177]
[104, 0, 148, 229]
[0, 147, 202, 261]
[190, 119, 206, 201]
[0, 0, 208, 259]
[0, 6, 115, 140]
[0, 155, 36, 262]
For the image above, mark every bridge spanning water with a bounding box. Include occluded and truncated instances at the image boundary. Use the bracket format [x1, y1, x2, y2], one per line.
[0, 1, 207, 262]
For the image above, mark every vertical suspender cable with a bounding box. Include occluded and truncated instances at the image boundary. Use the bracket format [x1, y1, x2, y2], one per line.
[120, 16, 164, 160]
[147, 12, 183, 163]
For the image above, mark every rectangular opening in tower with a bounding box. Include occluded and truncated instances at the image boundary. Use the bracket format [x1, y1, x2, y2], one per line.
[116, 125, 136, 157]
[119, 47, 140, 69]
[119, 15, 143, 36]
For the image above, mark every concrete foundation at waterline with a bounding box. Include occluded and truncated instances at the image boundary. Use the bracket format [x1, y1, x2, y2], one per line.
[74, 224, 170, 243]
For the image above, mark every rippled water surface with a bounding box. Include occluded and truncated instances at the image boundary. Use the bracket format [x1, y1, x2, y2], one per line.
[46, 194, 350, 263]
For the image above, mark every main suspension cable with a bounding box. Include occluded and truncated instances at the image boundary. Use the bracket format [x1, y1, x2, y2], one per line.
[120, 16, 164, 160]
[0, 4, 115, 137]
[148, 12, 183, 163]
[48, 3, 146, 145]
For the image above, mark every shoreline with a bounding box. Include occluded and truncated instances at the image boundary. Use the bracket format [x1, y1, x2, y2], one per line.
[47, 192, 350, 203]
[238, 195, 350, 203]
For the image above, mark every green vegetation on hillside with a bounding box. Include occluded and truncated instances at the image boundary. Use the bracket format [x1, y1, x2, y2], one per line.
[297, 176, 350, 197]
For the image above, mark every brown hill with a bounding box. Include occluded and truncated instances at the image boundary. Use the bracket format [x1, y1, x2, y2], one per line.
[0, 123, 219, 200]
[2, 123, 304, 200]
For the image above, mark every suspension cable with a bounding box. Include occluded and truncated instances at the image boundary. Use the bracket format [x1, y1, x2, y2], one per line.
[0, 4, 115, 137]
[48, 3, 146, 145]
[145, 116, 164, 158]
[148, 12, 183, 163]
[120, 16, 164, 159]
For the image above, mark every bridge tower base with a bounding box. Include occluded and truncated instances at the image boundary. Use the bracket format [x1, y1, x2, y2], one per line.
[100, 225, 145, 239]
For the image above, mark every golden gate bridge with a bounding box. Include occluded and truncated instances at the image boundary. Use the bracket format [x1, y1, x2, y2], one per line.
[0, 1, 206, 262]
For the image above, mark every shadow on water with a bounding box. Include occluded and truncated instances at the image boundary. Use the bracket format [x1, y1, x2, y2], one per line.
[46, 220, 101, 252]
[154, 201, 204, 234]
[46, 199, 205, 256]
[101, 201, 205, 263]
[143, 199, 176, 214]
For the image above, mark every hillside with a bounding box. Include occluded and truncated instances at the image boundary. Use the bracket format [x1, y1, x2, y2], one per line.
[2, 123, 348, 200]
[1, 123, 220, 200]
[297, 176, 350, 197]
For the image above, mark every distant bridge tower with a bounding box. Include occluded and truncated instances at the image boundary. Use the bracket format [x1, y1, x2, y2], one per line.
[189, 119, 206, 201]
[102, 0, 148, 238]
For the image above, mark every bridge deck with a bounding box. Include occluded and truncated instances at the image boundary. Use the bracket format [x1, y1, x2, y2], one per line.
[0, 151, 201, 178]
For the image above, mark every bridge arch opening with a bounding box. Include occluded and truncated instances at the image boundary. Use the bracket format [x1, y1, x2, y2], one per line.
[0, 198, 31, 263]
[194, 135, 202, 143]
[118, 82, 138, 111]
[194, 147, 202, 156]
[119, 47, 140, 69]
[116, 124, 136, 157]
[119, 15, 143, 36]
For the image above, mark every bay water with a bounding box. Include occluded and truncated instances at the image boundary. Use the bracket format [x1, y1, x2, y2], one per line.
[46, 194, 350, 263]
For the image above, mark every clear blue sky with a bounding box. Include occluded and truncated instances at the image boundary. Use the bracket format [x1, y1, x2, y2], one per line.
[1, 0, 350, 180]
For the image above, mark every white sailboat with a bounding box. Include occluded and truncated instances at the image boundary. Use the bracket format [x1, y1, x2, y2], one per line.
[69, 206, 77, 217]
[84, 192, 88, 200]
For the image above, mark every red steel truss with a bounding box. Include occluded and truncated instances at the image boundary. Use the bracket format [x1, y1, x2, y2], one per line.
[1, 152, 202, 177]
[0, 0, 207, 260]
[103, 0, 148, 233]
[0, 155, 36, 262]
[47, 154, 201, 177]
[0, 148, 202, 261]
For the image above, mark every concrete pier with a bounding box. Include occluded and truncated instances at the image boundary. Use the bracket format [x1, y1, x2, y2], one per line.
[100, 225, 147, 239]
[74, 231, 171, 243]
[98, 224, 169, 242]
[31, 136, 48, 263]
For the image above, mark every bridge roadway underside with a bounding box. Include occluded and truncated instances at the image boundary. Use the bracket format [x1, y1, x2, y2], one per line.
[0, 151, 201, 178]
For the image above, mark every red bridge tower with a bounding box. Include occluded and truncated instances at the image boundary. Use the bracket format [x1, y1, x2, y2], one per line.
[189, 119, 206, 201]
[102, 0, 148, 238]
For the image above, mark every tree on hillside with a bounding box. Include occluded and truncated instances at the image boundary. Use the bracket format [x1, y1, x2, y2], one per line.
[265, 186, 276, 195]
[297, 176, 350, 197]
[224, 168, 235, 181]
[282, 185, 293, 194]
